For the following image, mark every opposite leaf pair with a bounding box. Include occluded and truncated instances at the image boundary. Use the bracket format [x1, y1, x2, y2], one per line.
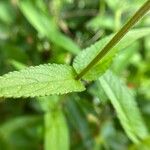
[0, 0, 150, 98]
[0, 28, 150, 98]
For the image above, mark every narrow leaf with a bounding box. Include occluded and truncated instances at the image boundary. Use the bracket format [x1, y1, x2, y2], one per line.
[18, 0, 80, 54]
[73, 28, 150, 81]
[0, 116, 41, 137]
[99, 71, 148, 143]
[0, 116, 42, 150]
[40, 96, 69, 150]
[45, 110, 69, 150]
[65, 97, 94, 149]
[0, 64, 85, 98]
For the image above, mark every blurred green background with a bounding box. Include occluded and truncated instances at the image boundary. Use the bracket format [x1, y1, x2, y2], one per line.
[0, 0, 150, 150]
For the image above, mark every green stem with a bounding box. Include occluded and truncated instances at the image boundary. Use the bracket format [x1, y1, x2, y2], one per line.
[76, 0, 150, 80]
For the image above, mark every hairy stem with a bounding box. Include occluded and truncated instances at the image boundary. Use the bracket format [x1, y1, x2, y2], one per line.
[76, 0, 150, 80]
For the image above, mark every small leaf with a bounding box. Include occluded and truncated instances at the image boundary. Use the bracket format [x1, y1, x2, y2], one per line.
[99, 71, 148, 143]
[18, 0, 80, 54]
[0, 64, 85, 98]
[73, 28, 150, 81]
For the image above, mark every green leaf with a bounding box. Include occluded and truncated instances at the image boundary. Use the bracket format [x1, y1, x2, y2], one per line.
[73, 28, 150, 81]
[0, 64, 85, 98]
[44, 109, 69, 150]
[98, 71, 148, 143]
[111, 42, 139, 74]
[105, 0, 129, 11]
[87, 15, 114, 31]
[0, 1, 15, 24]
[0, 116, 42, 137]
[129, 136, 150, 150]
[41, 96, 69, 150]
[9, 59, 27, 70]
[18, 0, 80, 54]
[0, 115, 42, 150]
[65, 97, 94, 149]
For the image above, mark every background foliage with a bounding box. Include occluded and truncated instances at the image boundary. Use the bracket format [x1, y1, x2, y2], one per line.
[0, 0, 150, 150]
